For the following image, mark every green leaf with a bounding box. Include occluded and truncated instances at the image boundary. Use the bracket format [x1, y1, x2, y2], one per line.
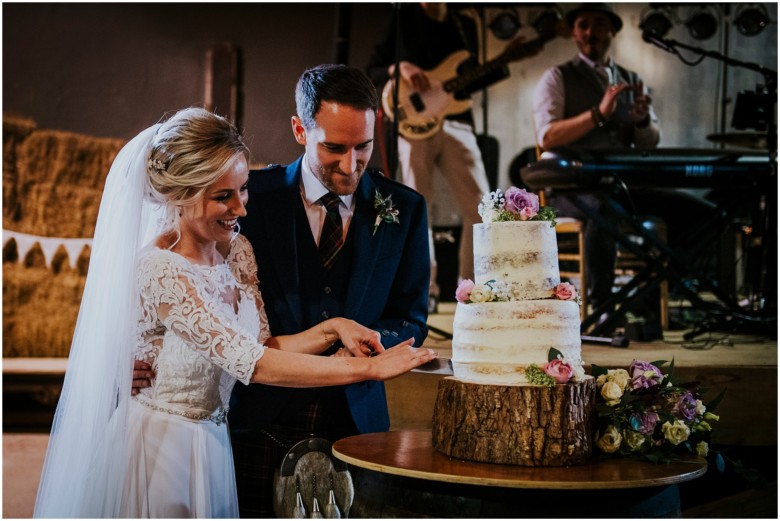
[591, 364, 608, 378]
[707, 388, 727, 412]
[548, 347, 563, 362]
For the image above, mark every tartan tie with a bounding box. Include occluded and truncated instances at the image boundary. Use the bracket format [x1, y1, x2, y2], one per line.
[319, 192, 343, 270]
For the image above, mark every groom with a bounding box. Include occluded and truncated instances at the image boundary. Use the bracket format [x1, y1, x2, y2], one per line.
[229, 64, 430, 517]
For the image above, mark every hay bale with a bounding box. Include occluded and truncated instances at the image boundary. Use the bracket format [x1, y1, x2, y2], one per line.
[2, 261, 85, 357]
[11, 129, 124, 236]
[3, 115, 37, 223]
[2, 117, 125, 358]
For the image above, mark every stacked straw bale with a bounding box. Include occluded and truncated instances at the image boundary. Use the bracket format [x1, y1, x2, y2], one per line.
[3, 115, 125, 357]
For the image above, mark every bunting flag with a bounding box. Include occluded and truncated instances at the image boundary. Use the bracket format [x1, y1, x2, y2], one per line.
[3, 229, 92, 269]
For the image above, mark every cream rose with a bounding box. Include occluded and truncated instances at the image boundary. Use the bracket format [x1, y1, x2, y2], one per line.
[661, 420, 690, 445]
[696, 441, 709, 457]
[597, 425, 622, 453]
[469, 284, 491, 303]
[622, 429, 646, 451]
[601, 381, 624, 405]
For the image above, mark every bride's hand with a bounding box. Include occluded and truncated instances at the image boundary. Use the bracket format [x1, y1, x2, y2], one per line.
[369, 338, 438, 381]
[327, 318, 384, 357]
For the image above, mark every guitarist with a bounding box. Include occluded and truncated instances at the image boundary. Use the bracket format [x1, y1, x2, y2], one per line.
[366, 3, 538, 311]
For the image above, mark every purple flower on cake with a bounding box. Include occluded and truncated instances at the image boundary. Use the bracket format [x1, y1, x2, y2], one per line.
[553, 282, 578, 302]
[629, 360, 664, 390]
[542, 358, 574, 384]
[477, 187, 557, 225]
[504, 187, 539, 220]
[455, 279, 475, 303]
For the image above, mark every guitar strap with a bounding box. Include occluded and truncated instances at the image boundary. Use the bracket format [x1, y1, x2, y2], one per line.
[449, 9, 478, 61]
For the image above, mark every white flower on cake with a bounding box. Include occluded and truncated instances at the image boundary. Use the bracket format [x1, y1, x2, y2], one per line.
[456, 279, 581, 305]
[477, 187, 557, 225]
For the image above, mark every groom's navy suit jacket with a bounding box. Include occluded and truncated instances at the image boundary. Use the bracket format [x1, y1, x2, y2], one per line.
[229, 156, 429, 433]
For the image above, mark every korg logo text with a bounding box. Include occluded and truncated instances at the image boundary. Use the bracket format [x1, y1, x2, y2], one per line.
[685, 164, 713, 177]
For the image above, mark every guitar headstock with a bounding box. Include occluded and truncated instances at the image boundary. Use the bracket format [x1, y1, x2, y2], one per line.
[500, 9, 570, 63]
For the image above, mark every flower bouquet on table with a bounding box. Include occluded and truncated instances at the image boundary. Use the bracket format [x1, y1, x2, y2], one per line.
[592, 359, 725, 465]
[477, 186, 556, 225]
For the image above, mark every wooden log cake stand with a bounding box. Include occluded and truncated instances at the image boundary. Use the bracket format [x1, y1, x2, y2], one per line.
[432, 376, 597, 466]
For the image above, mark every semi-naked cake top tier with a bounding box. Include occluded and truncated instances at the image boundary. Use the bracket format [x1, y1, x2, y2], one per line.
[473, 220, 560, 300]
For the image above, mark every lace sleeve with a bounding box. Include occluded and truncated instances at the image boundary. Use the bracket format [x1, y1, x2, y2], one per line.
[138, 251, 265, 385]
[227, 234, 259, 287]
[227, 234, 271, 342]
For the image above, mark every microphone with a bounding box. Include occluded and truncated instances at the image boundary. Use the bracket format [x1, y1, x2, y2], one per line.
[642, 30, 677, 54]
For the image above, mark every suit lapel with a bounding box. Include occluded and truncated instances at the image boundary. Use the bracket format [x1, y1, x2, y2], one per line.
[345, 175, 383, 318]
[261, 160, 304, 330]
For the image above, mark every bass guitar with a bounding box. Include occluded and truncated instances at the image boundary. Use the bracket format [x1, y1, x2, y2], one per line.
[382, 20, 562, 140]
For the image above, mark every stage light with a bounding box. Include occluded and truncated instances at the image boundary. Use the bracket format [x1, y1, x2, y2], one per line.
[685, 7, 719, 40]
[734, 4, 769, 36]
[639, 7, 674, 38]
[489, 9, 520, 40]
[532, 7, 563, 39]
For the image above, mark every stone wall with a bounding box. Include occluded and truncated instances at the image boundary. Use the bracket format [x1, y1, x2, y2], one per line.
[3, 115, 125, 357]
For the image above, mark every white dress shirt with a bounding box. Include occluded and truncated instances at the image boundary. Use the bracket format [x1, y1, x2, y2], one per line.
[299, 157, 354, 246]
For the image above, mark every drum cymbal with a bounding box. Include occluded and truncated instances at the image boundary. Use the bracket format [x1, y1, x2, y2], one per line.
[706, 132, 768, 149]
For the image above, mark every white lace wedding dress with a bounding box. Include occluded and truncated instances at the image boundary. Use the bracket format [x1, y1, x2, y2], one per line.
[120, 234, 269, 517]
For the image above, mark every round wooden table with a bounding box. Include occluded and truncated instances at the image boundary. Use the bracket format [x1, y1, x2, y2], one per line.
[333, 430, 707, 518]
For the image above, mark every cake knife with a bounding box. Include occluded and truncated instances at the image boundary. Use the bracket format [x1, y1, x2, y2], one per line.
[411, 357, 453, 375]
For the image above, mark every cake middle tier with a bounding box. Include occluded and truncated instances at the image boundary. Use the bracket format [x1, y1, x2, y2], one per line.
[452, 299, 582, 385]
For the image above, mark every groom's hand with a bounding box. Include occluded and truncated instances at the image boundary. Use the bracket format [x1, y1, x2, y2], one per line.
[131, 360, 155, 395]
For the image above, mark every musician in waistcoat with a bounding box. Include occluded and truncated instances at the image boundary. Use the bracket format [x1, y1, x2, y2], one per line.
[367, 3, 534, 312]
[228, 65, 430, 517]
[532, 3, 661, 314]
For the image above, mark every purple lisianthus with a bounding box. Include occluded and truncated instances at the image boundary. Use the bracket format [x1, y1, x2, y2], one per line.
[673, 391, 698, 421]
[504, 187, 539, 220]
[629, 360, 664, 390]
[629, 411, 660, 435]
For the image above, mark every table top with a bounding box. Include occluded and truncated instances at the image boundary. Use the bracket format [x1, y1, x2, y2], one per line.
[332, 430, 707, 490]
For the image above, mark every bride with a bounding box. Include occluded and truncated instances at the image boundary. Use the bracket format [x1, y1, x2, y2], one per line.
[33, 107, 437, 518]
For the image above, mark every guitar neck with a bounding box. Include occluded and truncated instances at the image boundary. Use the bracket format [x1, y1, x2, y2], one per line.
[443, 37, 548, 95]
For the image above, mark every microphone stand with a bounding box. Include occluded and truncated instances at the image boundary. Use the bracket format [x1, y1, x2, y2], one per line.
[389, 3, 402, 180]
[642, 31, 778, 81]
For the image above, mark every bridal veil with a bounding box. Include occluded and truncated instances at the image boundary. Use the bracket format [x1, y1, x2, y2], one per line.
[34, 124, 167, 517]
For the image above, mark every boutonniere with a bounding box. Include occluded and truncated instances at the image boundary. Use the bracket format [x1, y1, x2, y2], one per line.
[372, 189, 400, 236]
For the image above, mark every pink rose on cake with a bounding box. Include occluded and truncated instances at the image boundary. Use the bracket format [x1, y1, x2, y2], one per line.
[504, 187, 539, 220]
[553, 282, 578, 301]
[455, 279, 475, 303]
[542, 358, 574, 384]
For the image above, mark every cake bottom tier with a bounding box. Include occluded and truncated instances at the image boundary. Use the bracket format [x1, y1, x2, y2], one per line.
[432, 377, 596, 466]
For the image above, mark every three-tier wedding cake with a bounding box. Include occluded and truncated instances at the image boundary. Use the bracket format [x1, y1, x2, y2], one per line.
[432, 187, 596, 467]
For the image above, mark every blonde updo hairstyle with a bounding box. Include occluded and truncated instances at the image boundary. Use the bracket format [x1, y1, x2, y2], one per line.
[146, 107, 249, 235]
